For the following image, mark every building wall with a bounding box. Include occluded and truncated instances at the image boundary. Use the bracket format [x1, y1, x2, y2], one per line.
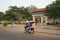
[32, 12, 46, 16]
[31, 12, 60, 25]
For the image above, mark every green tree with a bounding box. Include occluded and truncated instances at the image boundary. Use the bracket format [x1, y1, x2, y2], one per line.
[5, 11, 16, 21]
[28, 5, 38, 11]
[5, 6, 24, 21]
[46, 0, 60, 24]
[5, 6, 32, 24]
[26, 5, 38, 20]
[0, 12, 4, 21]
[5, 5, 37, 21]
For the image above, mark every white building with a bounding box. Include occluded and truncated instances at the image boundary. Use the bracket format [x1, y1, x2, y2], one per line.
[31, 8, 60, 25]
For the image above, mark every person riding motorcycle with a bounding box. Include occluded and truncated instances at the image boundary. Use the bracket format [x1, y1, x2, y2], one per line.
[24, 21, 35, 33]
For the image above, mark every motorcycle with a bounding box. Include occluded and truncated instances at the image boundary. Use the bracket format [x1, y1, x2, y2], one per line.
[24, 27, 34, 33]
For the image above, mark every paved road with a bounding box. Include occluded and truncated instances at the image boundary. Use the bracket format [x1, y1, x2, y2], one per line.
[0, 25, 60, 40]
[0, 30, 60, 40]
[0, 24, 60, 40]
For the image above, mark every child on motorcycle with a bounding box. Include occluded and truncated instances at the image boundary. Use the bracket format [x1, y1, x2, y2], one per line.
[29, 22, 35, 32]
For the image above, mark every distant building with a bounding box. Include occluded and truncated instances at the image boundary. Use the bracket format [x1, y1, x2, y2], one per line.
[31, 8, 60, 25]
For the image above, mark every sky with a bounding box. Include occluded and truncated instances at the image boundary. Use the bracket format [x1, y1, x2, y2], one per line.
[0, 0, 55, 12]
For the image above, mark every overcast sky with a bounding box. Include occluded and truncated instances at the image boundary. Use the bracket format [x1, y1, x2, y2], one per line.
[0, 0, 55, 12]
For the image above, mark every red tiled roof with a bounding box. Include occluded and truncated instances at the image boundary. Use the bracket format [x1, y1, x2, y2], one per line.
[32, 8, 46, 13]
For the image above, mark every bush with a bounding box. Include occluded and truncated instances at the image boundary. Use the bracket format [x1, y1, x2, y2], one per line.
[3, 21, 8, 27]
